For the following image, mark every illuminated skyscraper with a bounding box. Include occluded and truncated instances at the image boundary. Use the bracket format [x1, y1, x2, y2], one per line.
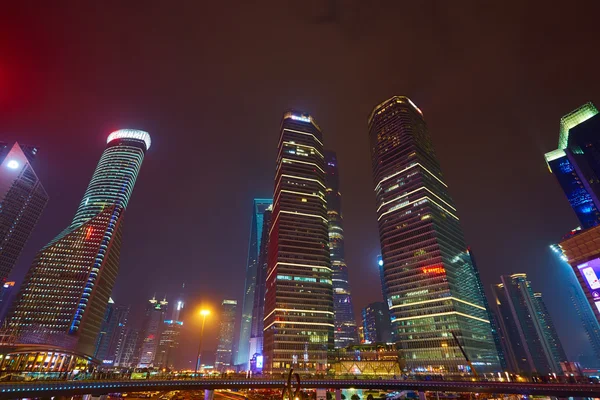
[325, 151, 358, 348]
[361, 302, 391, 343]
[155, 286, 185, 369]
[249, 205, 272, 365]
[263, 111, 333, 373]
[237, 198, 272, 368]
[94, 299, 129, 366]
[492, 274, 566, 374]
[368, 97, 499, 374]
[0, 142, 48, 283]
[215, 299, 237, 371]
[138, 296, 168, 367]
[8, 130, 150, 356]
[545, 103, 600, 229]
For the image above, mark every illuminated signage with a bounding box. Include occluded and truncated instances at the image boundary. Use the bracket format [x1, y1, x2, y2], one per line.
[422, 266, 445, 274]
[102, 360, 114, 364]
[256, 355, 263, 369]
[578, 258, 600, 293]
[290, 115, 311, 123]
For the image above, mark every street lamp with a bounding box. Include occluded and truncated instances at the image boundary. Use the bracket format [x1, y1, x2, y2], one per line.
[195, 309, 210, 375]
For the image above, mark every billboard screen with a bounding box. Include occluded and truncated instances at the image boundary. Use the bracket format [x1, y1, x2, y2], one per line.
[577, 258, 600, 311]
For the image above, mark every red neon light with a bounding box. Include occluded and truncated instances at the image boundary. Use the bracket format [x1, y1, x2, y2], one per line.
[85, 226, 93, 240]
[422, 265, 445, 274]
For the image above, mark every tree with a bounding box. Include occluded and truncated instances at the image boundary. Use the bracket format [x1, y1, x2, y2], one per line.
[367, 395, 374, 400]
[351, 394, 360, 400]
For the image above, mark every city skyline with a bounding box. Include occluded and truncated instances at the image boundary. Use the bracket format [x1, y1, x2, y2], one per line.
[1, 1, 599, 367]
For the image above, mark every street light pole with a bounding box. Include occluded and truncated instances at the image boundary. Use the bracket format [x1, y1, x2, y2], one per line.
[195, 310, 209, 375]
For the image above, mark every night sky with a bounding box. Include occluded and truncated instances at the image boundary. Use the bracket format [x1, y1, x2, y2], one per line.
[1, 1, 600, 368]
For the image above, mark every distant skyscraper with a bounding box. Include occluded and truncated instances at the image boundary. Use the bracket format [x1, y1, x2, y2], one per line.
[138, 296, 168, 367]
[492, 274, 566, 374]
[94, 299, 129, 366]
[325, 150, 358, 348]
[215, 299, 237, 371]
[545, 103, 600, 229]
[0, 142, 48, 282]
[155, 286, 185, 369]
[368, 96, 499, 374]
[263, 111, 333, 373]
[361, 302, 391, 344]
[116, 328, 140, 367]
[0, 281, 15, 323]
[237, 198, 273, 368]
[8, 130, 150, 356]
[249, 205, 272, 364]
[377, 255, 388, 303]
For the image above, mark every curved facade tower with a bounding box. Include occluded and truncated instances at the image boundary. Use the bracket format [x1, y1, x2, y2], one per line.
[9, 130, 150, 356]
[325, 151, 358, 348]
[368, 97, 499, 374]
[263, 111, 333, 372]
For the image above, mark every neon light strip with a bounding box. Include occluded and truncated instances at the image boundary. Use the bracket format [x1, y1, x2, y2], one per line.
[282, 128, 324, 147]
[264, 320, 334, 330]
[282, 158, 325, 173]
[266, 261, 332, 281]
[390, 297, 485, 311]
[280, 189, 325, 199]
[282, 142, 324, 159]
[377, 196, 459, 221]
[280, 210, 327, 222]
[281, 174, 326, 189]
[392, 311, 489, 324]
[376, 163, 448, 191]
[264, 308, 335, 321]
[377, 186, 457, 213]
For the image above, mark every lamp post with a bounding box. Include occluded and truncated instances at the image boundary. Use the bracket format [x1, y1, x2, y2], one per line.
[195, 309, 210, 375]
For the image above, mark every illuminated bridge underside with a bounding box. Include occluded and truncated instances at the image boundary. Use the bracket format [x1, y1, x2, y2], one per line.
[1, 379, 599, 399]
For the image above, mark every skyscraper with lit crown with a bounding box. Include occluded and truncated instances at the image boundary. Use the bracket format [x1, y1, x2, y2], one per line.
[8, 130, 150, 356]
[325, 150, 358, 348]
[368, 97, 499, 374]
[263, 111, 333, 372]
[215, 299, 237, 371]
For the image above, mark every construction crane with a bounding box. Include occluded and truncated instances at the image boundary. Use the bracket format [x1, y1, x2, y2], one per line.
[451, 331, 479, 378]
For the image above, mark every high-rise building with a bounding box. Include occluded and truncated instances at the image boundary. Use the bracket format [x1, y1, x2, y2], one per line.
[0, 142, 48, 283]
[545, 103, 600, 229]
[116, 328, 140, 367]
[0, 281, 15, 323]
[94, 299, 129, 366]
[550, 243, 600, 367]
[237, 199, 273, 368]
[215, 299, 237, 371]
[8, 130, 150, 356]
[492, 274, 566, 375]
[377, 255, 388, 303]
[155, 287, 185, 369]
[263, 111, 333, 373]
[138, 296, 168, 367]
[249, 205, 272, 365]
[325, 150, 358, 348]
[361, 302, 391, 344]
[368, 96, 499, 374]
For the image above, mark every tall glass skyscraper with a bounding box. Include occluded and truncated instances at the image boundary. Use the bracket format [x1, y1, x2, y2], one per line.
[263, 111, 333, 372]
[237, 199, 272, 368]
[325, 150, 358, 348]
[492, 274, 566, 374]
[94, 299, 129, 365]
[368, 96, 499, 374]
[545, 103, 600, 229]
[138, 296, 168, 367]
[8, 130, 150, 356]
[249, 205, 272, 365]
[0, 142, 48, 283]
[215, 299, 237, 371]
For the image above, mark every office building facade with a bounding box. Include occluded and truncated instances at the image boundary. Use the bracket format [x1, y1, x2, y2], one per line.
[155, 290, 184, 369]
[237, 199, 273, 368]
[361, 302, 392, 344]
[492, 274, 566, 374]
[8, 130, 150, 356]
[368, 96, 499, 374]
[0, 142, 48, 283]
[215, 299, 237, 371]
[249, 205, 272, 366]
[263, 111, 333, 372]
[94, 299, 129, 365]
[325, 150, 358, 348]
[138, 296, 168, 367]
